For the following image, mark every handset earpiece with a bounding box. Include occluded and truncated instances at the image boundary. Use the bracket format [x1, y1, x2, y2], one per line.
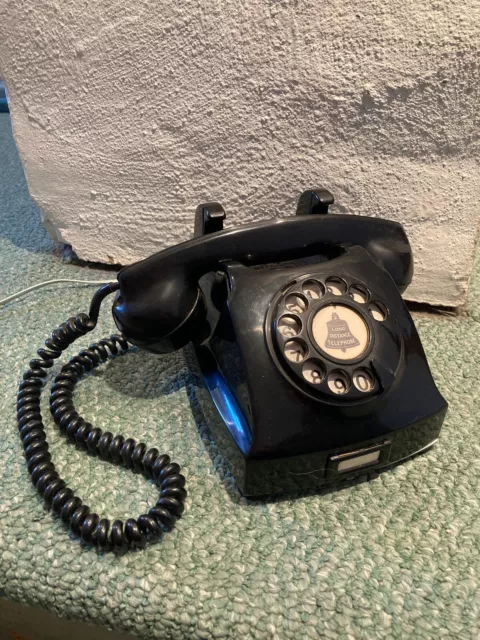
[112, 202, 229, 353]
[113, 275, 207, 354]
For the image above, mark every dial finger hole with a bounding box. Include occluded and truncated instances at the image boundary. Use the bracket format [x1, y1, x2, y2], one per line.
[327, 369, 351, 395]
[285, 293, 308, 314]
[368, 301, 387, 322]
[302, 359, 326, 385]
[325, 277, 347, 296]
[349, 284, 369, 304]
[302, 279, 325, 300]
[278, 314, 302, 338]
[353, 368, 375, 393]
[284, 339, 308, 363]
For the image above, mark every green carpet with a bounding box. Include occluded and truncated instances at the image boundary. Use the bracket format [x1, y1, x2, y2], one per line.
[0, 112, 478, 640]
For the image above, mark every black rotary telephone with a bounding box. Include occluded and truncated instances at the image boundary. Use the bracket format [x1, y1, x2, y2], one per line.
[17, 189, 448, 552]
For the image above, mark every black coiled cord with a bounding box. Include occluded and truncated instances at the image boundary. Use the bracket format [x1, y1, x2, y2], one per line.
[16, 284, 186, 552]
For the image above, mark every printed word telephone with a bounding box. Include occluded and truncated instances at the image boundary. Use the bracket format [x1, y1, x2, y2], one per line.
[17, 189, 448, 551]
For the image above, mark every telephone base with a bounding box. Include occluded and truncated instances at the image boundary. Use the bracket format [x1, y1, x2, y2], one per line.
[188, 345, 446, 497]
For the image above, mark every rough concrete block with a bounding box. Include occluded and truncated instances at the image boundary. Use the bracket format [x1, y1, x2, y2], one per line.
[0, 1, 478, 306]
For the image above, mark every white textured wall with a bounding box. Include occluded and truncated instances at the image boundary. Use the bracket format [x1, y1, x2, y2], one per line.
[0, 1, 479, 306]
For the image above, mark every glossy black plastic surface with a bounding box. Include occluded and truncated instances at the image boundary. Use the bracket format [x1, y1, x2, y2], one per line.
[296, 188, 335, 216]
[112, 188, 447, 496]
[194, 202, 226, 237]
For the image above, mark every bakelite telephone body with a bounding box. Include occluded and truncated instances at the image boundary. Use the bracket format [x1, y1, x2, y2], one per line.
[17, 189, 448, 550]
[112, 189, 447, 496]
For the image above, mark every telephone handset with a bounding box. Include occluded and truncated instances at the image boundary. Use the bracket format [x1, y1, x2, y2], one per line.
[112, 203, 413, 353]
[17, 189, 447, 551]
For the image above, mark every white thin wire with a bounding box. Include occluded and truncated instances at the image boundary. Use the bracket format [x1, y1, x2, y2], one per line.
[0, 278, 117, 306]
